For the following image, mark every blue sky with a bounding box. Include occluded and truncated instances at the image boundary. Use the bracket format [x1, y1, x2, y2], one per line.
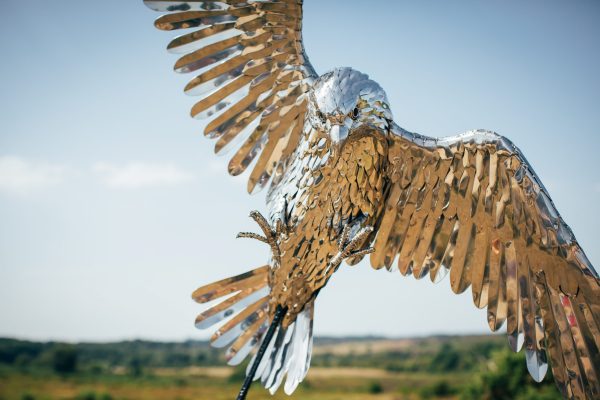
[1, 0, 599, 342]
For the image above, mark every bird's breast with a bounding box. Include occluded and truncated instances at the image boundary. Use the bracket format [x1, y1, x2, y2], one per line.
[266, 128, 389, 322]
[282, 129, 388, 231]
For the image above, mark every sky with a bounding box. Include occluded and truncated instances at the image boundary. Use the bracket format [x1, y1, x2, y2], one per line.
[0, 0, 599, 343]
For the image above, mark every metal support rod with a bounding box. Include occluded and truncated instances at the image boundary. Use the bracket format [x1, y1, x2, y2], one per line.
[236, 305, 287, 400]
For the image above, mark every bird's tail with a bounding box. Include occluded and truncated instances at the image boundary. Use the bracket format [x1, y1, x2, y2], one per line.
[248, 299, 314, 395]
[192, 265, 314, 395]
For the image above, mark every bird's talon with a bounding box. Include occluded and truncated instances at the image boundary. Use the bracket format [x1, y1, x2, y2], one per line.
[350, 246, 375, 259]
[236, 232, 269, 244]
[237, 210, 283, 266]
[330, 225, 374, 269]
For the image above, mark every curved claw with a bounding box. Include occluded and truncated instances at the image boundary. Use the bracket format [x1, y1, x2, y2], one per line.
[237, 232, 269, 244]
[330, 226, 374, 269]
[249, 211, 274, 239]
[237, 210, 283, 266]
[337, 224, 352, 249]
[348, 246, 375, 259]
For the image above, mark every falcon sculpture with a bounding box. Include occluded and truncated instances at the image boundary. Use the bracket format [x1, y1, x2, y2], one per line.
[143, 1, 600, 399]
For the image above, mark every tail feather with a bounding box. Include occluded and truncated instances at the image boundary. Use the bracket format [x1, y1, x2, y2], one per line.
[284, 303, 314, 394]
[194, 286, 269, 329]
[192, 266, 314, 395]
[259, 323, 287, 385]
[303, 304, 315, 379]
[192, 265, 270, 349]
[247, 324, 280, 381]
[191, 265, 269, 303]
[211, 297, 268, 348]
[260, 301, 314, 395]
[226, 314, 268, 365]
[265, 322, 295, 391]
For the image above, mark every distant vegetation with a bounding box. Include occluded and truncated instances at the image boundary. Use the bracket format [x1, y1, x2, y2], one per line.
[0, 338, 223, 373]
[0, 335, 561, 399]
[311, 335, 504, 373]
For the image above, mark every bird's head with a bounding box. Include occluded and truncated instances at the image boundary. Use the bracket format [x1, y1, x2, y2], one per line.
[308, 67, 392, 145]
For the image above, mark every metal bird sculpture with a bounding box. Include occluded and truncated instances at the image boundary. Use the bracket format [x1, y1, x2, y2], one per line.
[144, 1, 600, 398]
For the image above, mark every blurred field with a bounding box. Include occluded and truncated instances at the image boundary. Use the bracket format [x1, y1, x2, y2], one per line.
[0, 335, 561, 400]
[0, 369, 467, 400]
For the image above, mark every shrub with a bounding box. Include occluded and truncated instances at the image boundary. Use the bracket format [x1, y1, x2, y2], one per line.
[460, 349, 560, 400]
[75, 391, 112, 400]
[368, 381, 383, 394]
[420, 380, 456, 398]
[129, 357, 143, 377]
[429, 343, 460, 372]
[52, 346, 78, 374]
[75, 391, 96, 400]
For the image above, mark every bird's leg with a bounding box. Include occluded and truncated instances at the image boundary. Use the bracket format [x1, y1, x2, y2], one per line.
[237, 210, 285, 266]
[324, 225, 375, 281]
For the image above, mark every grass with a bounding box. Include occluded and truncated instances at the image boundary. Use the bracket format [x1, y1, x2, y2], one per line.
[0, 367, 467, 400]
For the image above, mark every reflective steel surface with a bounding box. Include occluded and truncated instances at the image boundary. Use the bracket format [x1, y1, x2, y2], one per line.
[144, 1, 600, 398]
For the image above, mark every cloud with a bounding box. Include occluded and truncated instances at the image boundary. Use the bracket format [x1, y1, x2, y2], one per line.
[93, 162, 194, 189]
[0, 156, 68, 195]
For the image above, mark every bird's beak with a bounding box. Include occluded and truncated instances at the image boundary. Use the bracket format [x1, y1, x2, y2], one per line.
[330, 124, 349, 144]
[358, 116, 390, 141]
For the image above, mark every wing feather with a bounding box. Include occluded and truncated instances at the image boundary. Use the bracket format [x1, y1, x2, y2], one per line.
[428, 215, 456, 283]
[145, 0, 316, 193]
[372, 125, 600, 396]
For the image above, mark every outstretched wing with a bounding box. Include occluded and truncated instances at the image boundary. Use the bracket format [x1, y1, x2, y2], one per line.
[371, 124, 600, 399]
[144, 0, 316, 193]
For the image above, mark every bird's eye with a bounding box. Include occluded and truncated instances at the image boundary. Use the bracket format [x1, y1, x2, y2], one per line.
[350, 107, 360, 120]
[316, 111, 326, 123]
